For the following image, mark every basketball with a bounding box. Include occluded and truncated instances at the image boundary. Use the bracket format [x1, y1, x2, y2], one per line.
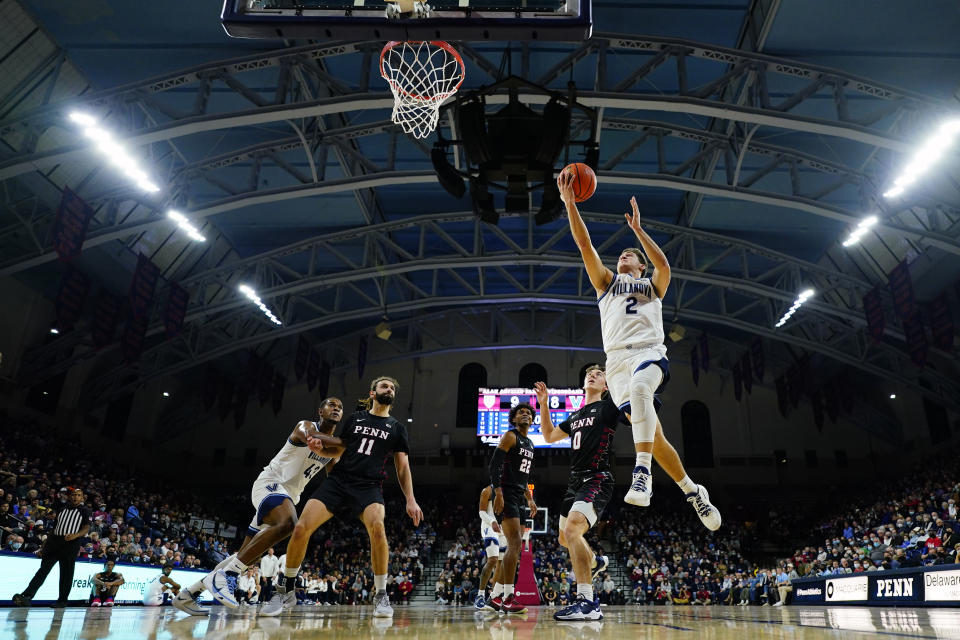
[562, 162, 597, 203]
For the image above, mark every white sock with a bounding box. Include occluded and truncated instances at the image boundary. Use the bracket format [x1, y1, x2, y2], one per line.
[635, 452, 652, 470]
[216, 553, 238, 572]
[284, 565, 299, 579]
[225, 556, 247, 575]
[577, 584, 594, 601]
[374, 574, 387, 592]
[503, 584, 514, 598]
[187, 580, 205, 597]
[492, 583, 504, 598]
[677, 475, 697, 494]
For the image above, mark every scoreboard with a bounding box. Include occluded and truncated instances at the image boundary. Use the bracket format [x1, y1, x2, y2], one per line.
[476, 387, 585, 449]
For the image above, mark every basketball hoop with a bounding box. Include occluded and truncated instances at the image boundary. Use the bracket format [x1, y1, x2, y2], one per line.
[380, 40, 465, 139]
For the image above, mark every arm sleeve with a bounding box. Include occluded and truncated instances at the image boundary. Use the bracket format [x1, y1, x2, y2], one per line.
[488, 448, 507, 488]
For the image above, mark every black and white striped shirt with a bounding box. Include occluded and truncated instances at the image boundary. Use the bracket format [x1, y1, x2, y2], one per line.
[52, 504, 92, 537]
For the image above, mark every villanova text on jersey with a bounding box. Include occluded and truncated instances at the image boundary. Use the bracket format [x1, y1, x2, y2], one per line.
[610, 278, 654, 300]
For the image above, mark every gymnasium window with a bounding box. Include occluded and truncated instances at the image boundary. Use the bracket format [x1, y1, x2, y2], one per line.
[804, 450, 818, 468]
[519, 363, 547, 388]
[680, 401, 714, 468]
[456, 362, 487, 429]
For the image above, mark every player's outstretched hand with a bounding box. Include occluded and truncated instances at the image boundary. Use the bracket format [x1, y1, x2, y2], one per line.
[493, 490, 504, 515]
[624, 196, 642, 233]
[406, 500, 423, 527]
[557, 170, 575, 205]
[527, 500, 538, 518]
[533, 381, 548, 408]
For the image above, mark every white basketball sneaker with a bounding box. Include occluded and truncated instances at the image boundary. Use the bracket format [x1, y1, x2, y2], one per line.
[373, 590, 394, 617]
[260, 589, 295, 617]
[686, 485, 721, 531]
[172, 589, 209, 616]
[624, 465, 653, 507]
[202, 570, 238, 608]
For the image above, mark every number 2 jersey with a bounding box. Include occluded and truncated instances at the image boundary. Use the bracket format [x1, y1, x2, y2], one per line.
[256, 424, 334, 503]
[497, 428, 535, 493]
[597, 273, 665, 353]
[330, 410, 410, 485]
[558, 395, 621, 475]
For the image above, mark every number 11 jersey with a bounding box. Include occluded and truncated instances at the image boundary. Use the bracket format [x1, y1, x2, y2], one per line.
[597, 273, 664, 352]
[331, 410, 410, 484]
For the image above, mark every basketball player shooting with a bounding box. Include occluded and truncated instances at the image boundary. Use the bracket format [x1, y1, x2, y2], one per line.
[557, 170, 720, 528]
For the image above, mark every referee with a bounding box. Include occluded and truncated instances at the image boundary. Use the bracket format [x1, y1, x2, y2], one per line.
[13, 488, 91, 607]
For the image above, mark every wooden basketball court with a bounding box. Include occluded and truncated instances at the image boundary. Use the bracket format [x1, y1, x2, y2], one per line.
[5, 604, 960, 639]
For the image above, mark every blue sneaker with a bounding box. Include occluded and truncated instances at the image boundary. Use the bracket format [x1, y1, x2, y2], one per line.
[591, 555, 609, 581]
[474, 594, 487, 610]
[624, 466, 652, 506]
[553, 594, 603, 621]
[202, 569, 239, 608]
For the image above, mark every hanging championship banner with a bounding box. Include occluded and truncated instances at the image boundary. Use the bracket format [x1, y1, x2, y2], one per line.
[55, 267, 90, 332]
[121, 311, 149, 363]
[740, 351, 753, 394]
[92, 291, 121, 348]
[902, 311, 928, 367]
[294, 335, 310, 381]
[128, 253, 160, 320]
[928, 293, 954, 351]
[691, 348, 700, 386]
[202, 368, 219, 412]
[272, 373, 286, 415]
[52, 188, 95, 261]
[863, 287, 885, 340]
[234, 385, 249, 430]
[775, 376, 789, 417]
[887, 260, 915, 320]
[787, 365, 802, 408]
[699, 333, 710, 372]
[318, 360, 331, 400]
[357, 336, 368, 379]
[163, 284, 189, 338]
[307, 350, 320, 391]
[732, 363, 742, 401]
[218, 379, 234, 421]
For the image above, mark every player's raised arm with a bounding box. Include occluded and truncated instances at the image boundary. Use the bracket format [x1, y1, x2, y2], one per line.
[625, 196, 671, 298]
[534, 382, 567, 444]
[558, 171, 614, 296]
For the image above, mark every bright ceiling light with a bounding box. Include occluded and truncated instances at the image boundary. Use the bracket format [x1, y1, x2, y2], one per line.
[775, 288, 815, 328]
[68, 111, 161, 194]
[167, 210, 206, 242]
[238, 284, 282, 326]
[889, 394, 896, 399]
[883, 117, 960, 199]
[49, 328, 59, 335]
[842, 215, 879, 248]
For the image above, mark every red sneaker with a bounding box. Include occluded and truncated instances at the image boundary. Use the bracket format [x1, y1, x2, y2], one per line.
[489, 595, 503, 612]
[90, 597, 101, 607]
[500, 594, 527, 614]
[105, 597, 114, 607]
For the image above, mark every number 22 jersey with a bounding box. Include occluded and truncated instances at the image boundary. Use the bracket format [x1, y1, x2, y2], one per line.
[330, 410, 410, 485]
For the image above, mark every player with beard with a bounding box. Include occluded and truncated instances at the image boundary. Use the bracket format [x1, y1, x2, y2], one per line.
[263, 376, 423, 618]
[487, 403, 538, 614]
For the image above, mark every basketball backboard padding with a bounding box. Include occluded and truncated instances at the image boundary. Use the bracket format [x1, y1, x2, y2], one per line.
[222, 0, 591, 41]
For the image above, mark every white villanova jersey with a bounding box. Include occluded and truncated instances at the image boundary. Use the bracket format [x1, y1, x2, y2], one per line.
[480, 500, 497, 540]
[597, 274, 665, 353]
[261, 423, 332, 497]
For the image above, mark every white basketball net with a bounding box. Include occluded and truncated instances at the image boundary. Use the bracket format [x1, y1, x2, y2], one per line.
[380, 41, 465, 139]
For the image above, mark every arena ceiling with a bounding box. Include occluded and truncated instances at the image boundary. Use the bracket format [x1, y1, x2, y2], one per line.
[1, 0, 959, 430]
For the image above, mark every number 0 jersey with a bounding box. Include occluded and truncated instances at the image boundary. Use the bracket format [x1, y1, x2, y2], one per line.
[330, 411, 410, 484]
[498, 428, 535, 491]
[597, 273, 665, 353]
[558, 396, 621, 475]
[259, 425, 334, 500]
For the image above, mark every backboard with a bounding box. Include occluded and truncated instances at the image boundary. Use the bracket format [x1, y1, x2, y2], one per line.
[221, 0, 591, 41]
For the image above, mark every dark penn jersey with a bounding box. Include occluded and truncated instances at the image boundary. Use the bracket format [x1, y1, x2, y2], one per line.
[330, 411, 410, 484]
[558, 395, 620, 475]
[499, 428, 535, 491]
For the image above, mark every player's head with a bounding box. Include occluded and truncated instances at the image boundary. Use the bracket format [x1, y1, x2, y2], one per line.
[105, 560, 115, 572]
[617, 248, 647, 276]
[583, 364, 608, 393]
[368, 376, 398, 406]
[509, 403, 534, 429]
[318, 397, 344, 423]
[162, 564, 172, 575]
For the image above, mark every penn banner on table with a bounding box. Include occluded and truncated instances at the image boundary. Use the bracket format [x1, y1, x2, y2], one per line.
[825, 575, 868, 602]
[128, 253, 160, 320]
[52, 187, 96, 262]
[163, 283, 189, 338]
[791, 578, 826, 604]
[55, 267, 90, 332]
